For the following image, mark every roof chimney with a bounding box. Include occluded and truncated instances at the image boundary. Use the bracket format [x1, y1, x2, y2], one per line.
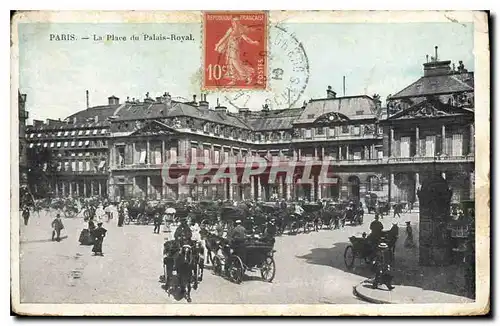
[326, 85, 337, 98]
[108, 95, 120, 105]
[192, 94, 198, 106]
[238, 107, 250, 116]
[199, 93, 209, 109]
[86, 90, 89, 108]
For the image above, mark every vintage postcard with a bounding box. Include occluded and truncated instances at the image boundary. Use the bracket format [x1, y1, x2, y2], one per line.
[10, 10, 489, 316]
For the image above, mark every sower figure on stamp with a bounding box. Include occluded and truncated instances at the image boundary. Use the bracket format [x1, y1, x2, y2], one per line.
[51, 213, 64, 242]
[92, 221, 107, 256]
[214, 17, 259, 85]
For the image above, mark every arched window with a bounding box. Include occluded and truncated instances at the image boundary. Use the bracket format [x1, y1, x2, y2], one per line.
[367, 175, 381, 192]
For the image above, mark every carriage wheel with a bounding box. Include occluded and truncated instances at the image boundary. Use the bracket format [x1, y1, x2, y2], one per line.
[290, 222, 298, 235]
[212, 256, 222, 276]
[344, 245, 356, 269]
[260, 256, 276, 282]
[124, 216, 130, 225]
[229, 255, 244, 284]
[328, 218, 336, 230]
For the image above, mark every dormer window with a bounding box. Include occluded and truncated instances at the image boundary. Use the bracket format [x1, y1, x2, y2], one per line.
[304, 129, 312, 139]
[342, 125, 350, 134]
[203, 123, 209, 133]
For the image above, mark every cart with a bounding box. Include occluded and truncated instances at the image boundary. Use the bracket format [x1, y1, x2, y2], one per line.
[212, 236, 276, 284]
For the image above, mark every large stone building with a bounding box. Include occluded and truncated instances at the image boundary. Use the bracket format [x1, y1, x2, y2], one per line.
[24, 50, 474, 205]
[19, 91, 29, 188]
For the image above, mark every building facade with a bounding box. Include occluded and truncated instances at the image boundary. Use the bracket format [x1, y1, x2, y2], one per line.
[19, 91, 29, 188]
[24, 52, 475, 205]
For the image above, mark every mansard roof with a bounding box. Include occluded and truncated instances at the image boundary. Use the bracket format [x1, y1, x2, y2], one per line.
[295, 95, 379, 124]
[244, 108, 304, 131]
[390, 71, 474, 99]
[114, 101, 251, 130]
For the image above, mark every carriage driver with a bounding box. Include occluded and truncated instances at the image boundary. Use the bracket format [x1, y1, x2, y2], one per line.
[228, 219, 246, 256]
[174, 216, 193, 246]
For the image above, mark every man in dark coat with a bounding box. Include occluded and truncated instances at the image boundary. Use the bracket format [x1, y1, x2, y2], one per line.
[174, 217, 192, 245]
[92, 222, 107, 256]
[22, 206, 30, 226]
[51, 214, 64, 242]
[153, 212, 162, 234]
[367, 215, 384, 246]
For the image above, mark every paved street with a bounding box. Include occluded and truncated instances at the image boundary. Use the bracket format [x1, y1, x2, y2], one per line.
[18, 210, 467, 304]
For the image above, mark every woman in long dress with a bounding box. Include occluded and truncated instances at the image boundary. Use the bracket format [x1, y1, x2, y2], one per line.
[214, 18, 260, 85]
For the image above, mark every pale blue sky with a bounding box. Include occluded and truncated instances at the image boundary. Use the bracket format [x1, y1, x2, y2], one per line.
[18, 22, 473, 122]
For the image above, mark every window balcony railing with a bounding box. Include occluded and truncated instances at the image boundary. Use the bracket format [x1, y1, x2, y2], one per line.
[387, 155, 474, 163]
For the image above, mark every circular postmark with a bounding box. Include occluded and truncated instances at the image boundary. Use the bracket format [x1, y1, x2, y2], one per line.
[218, 24, 310, 110]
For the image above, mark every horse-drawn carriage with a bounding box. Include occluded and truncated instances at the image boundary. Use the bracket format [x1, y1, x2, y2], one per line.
[343, 201, 364, 226]
[161, 238, 205, 303]
[220, 206, 246, 231]
[212, 236, 276, 284]
[321, 202, 345, 229]
[344, 230, 398, 269]
[302, 203, 323, 232]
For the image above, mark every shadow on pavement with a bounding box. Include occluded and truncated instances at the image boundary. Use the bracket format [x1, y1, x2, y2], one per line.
[21, 235, 69, 244]
[297, 224, 471, 299]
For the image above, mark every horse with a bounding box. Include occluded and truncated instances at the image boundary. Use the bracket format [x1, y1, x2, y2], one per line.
[176, 244, 194, 302]
[200, 229, 222, 265]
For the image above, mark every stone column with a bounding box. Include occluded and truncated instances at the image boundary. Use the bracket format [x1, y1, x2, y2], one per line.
[83, 181, 87, 198]
[390, 127, 395, 157]
[414, 172, 420, 208]
[228, 180, 233, 201]
[132, 176, 137, 198]
[147, 175, 151, 199]
[133, 142, 136, 164]
[346, 145, 350, 160]
[98, 181, 102, 197]
[338, 146, 342, 160]
[298, 148, 302, 161]
[442, 172, 446, 180]
[293, 148, 297, 161]
[415, 126, 420, 157]
[469, 171, 475, 199]
[314, 147, 318, 160]
[470, 124, 475, 155]
[389, 173, 395, 203]
[250, 175, 256, 200]
[257, 176, 262, 201]
[364, 145, 369, 160]
[90, 181, 94, 196]
[62, 182, 66, 197]
[321, 146, 325, 160]
[441, 125, 446, 155]
[161, 139, 165, 163]
[76, 182, 80, 197]
[279, 175, 284, 199]
[317, 175, 322, 200]
[146, 140, 150, 164]
[55, 181, 59, 197]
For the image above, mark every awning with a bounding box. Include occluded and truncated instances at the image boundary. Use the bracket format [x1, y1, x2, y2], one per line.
[84, 140, 90, 146]
[57, 131, 62, 136]
[43, 143, 48, 147]
[29, 143, 34, 148]
[92, 129, 98, 135]
[50, 143, 55, 148]
[56, 142, 61, 147]
[36, 143, 41, 147]
[30, 134, 34, 138]
[71, 131, 76, 136]
[78, 141, 83, 147]
[100, 129, 106, 134]
[64, 141, 69, 147]
[37, 133, 41, 137]
[64, 131, 69, 136]
[98, 160, 106, 169]
[85, 152, 90, 156]
[78, 130, 83, 135]
[71, 141, 76, 147]
[85, 130, 91, 135]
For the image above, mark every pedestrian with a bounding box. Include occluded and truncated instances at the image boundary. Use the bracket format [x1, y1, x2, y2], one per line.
[92, 221, 107, 256]
[51, 213, 64, 242]
[404, 221, 415, 248]
[393, 202, 402, 219]
[22, 206, 30, 226]
[371, 242, 395, 291]
[153, 212, 162, 234]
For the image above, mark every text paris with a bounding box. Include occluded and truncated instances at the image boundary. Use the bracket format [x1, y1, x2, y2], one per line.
[142, 33, 194, 42]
